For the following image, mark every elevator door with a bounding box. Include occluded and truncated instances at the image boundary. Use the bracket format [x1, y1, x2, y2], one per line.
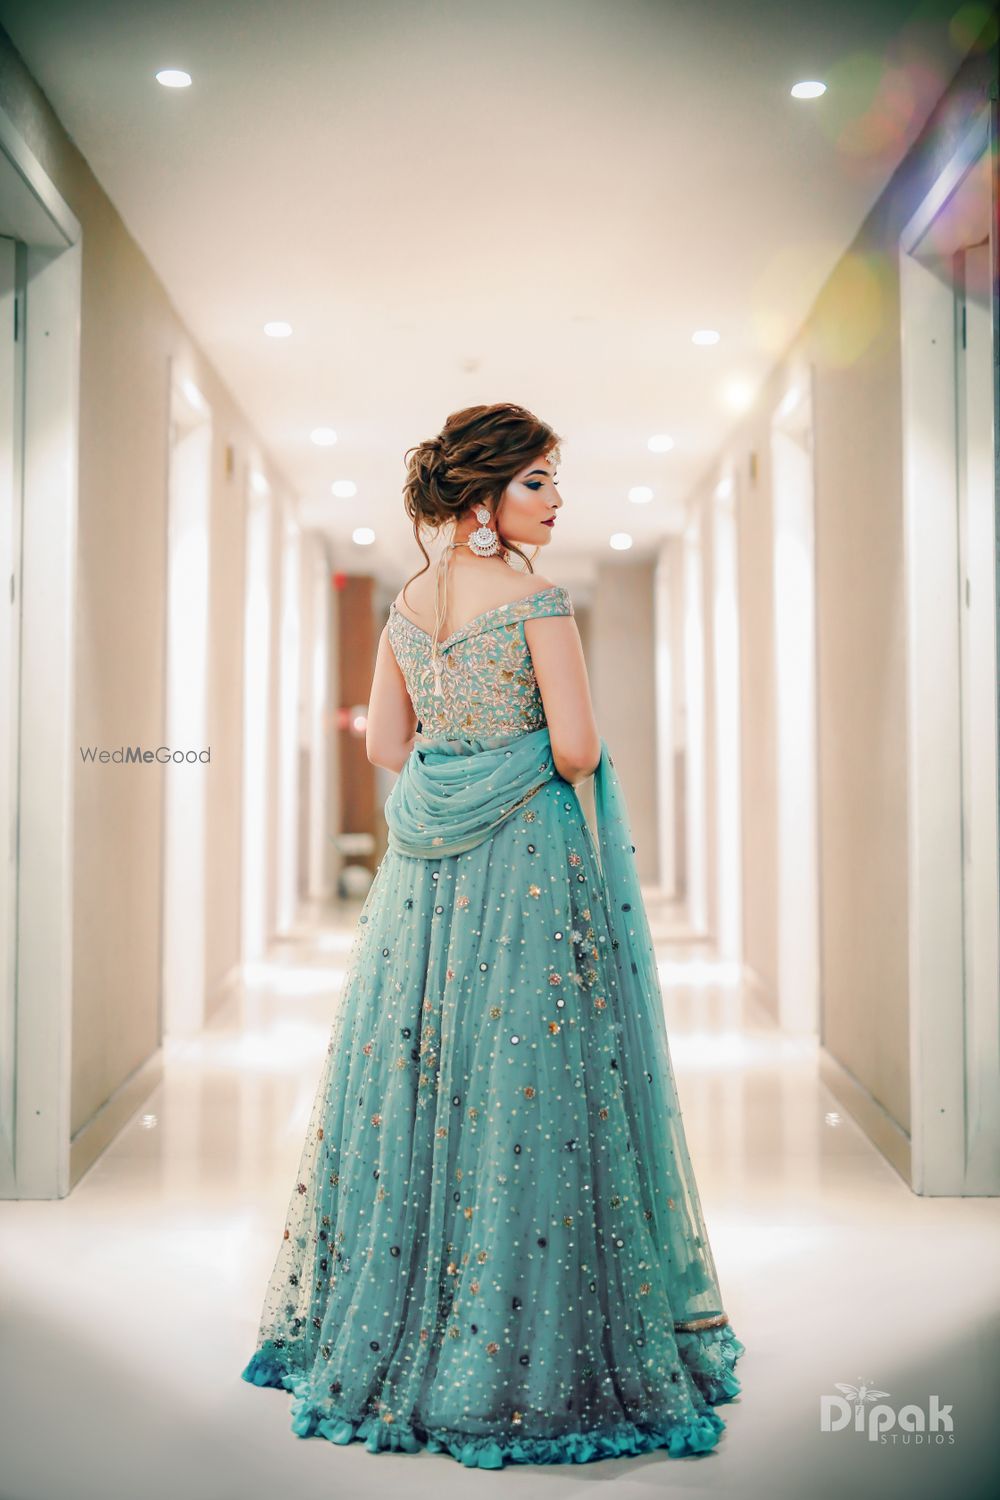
[954, 222, 999, 1193]
[0, 234, 23, 1184]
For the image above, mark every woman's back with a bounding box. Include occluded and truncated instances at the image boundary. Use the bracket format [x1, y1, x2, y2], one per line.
[392, 555, 557, 640]
[388, 580, 574, 740]
[242, 402, 745, 1469]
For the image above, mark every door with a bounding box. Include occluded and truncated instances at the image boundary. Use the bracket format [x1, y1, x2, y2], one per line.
[900, 105, 1000, 1194]
[161, 370, 212, 1037]
[954, 205, 999, 1193]
[771, 376, 820, 1036]
[0, 235, 23, 1184]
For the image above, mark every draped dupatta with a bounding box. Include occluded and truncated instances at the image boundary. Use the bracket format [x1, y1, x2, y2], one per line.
[384, 726, 735, 1340]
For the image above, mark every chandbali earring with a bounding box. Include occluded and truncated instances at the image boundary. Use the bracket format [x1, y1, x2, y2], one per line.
[467, 504, 500, 557]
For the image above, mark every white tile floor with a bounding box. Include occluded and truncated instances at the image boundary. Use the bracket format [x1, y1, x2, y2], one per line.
[1, 896, 998, 1500]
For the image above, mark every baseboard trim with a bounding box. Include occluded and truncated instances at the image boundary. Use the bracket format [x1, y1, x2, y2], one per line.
[207, 962, 243, 1023]
[818, 1046, 912, 1188]
[741, 963, 778, 1026]
[69, 1049, 164, 1190]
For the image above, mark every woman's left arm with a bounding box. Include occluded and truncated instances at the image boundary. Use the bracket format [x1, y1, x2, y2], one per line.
[366, 625, 417, 773]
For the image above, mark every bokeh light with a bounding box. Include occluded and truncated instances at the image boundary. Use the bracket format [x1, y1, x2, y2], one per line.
[748, 240, 840, 355]
[836, 61, 920, 160]
[950, 4, 999, 52]
[810, 48, 952, 180]
[811, 251, 890, 368]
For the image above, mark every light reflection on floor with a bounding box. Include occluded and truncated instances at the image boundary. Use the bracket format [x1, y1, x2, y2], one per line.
[0, 893, 997, 1500]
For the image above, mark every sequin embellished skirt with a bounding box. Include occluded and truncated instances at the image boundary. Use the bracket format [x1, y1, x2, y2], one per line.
[240, 739, 745, 1468]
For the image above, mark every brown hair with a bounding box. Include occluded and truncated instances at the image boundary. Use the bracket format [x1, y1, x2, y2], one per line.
[400, 402, 562, 601]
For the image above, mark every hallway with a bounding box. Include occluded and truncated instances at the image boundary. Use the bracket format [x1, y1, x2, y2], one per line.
[1, 0, 1000, 1494]
[1, 898, 997, 1500]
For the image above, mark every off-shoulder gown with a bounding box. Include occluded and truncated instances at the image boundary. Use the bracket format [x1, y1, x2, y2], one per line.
[240, 582, 745, 1468]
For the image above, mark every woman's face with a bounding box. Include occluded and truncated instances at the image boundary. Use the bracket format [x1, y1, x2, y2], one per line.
[495, 448, 563, 548]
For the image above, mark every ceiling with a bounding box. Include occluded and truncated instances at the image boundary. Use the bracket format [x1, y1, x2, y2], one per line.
[0, 0, 982, 584]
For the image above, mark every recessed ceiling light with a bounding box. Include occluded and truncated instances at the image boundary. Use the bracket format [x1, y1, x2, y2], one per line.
[263, 321, 292, 338]
[249, 470, 270, 496]
[776, 385, 802, 420]
[155, 68, 192, 88]
[722, 379, 755, 412]
[791, 80, 826, 99]
[609, 533, 633, 551]
[647, 434, 674, 453]
[692, 329, 720, 345]
[714, 477, 733, 501]
[310, 427, 338, 447]
[331, 480, 357, 498]
[352, 527, 375, 546]
[628, 486, 653, 504]
[180, 378, 208, 414]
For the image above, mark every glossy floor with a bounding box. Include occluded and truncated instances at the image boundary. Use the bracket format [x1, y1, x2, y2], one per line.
[1, 896, 997, 1500]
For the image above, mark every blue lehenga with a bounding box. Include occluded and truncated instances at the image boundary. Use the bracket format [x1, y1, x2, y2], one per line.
[240, 582, 745, 1468]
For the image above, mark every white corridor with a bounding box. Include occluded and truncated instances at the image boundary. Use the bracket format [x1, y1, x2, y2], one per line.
[1, 897, 996, 1500]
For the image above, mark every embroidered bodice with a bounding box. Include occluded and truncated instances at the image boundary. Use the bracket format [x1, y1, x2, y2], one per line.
[387, 584, 574, 740]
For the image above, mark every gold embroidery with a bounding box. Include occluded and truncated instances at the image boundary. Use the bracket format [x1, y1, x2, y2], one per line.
[387, 586, 574, 741]
[673, 1312, 731, 1332]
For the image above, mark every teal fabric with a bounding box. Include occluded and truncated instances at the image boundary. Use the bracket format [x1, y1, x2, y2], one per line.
[241, 716, 744, 1466]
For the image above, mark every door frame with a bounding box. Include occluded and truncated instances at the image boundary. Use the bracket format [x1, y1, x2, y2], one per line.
[712, 470, 744, 964]
[769, 366, 821, 1036]
[241, 467, 273, 964]
[654, 541, 678, 899]
[683, 510, 708, 935]
[0, 104, 82, 1198]
[276, 509, 301, 935]
[899, 99, 1000, 1194]
[160, 367, 213, 1037]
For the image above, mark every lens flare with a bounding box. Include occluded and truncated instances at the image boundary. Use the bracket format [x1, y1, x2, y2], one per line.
[749, 240, 839, 355]
[837, 63, 919, 160]
[812, 49, 950, 179]
[811, 252, 889, 368]
[950, 4, 999, 52]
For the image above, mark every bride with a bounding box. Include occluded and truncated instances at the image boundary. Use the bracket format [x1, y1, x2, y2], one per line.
[240, 401, 745, 1468]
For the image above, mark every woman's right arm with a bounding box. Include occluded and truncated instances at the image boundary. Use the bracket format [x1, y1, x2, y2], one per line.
[524, 614, 602, 784]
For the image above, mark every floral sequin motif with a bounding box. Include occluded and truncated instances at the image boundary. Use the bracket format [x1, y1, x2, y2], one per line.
[387, 585, 574, 739]
[240, 576, 745, 1470]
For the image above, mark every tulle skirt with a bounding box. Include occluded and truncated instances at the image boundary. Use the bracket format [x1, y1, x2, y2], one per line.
[241, 728, 744, 1467]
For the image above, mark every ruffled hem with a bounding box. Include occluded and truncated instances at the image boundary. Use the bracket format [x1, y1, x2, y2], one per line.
[240, 1321, 745, 1468]
[241, 1346, 300, 1393]
[675, 1320, 747, 1406]
[287, 1400, 725, 1467]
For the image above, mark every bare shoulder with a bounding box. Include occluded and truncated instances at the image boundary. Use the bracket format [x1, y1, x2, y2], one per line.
[517, 572, 559, 599]
[504, 574, 574, 620]
[521, 575, 576, 630]
[392, 568, 568, 631]
[465, 566, 558, 604]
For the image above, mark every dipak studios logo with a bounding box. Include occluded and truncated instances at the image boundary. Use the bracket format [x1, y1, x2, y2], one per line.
[820, 1378, 955, 1446]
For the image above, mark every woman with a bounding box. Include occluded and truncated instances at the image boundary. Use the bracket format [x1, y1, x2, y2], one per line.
[240, 402, 745, 1468]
